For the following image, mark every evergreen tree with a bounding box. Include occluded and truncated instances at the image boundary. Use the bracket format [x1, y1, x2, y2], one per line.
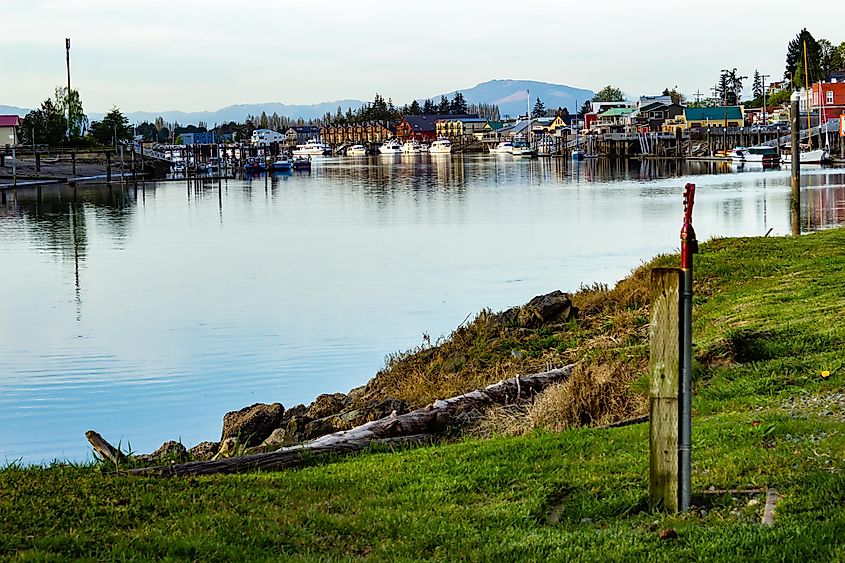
[785, 29, 821, 87]
[532, 97, 546, 118]
[259, 111, 268, 129]
[752, 71, 763, 99]
[437, 95, 450, 114]
[89, 107, 131, 146]
[408, 100, 421, 115]
[578, 100, 592, 116]
[422, 99, 434, 115]
[449, 92, 468, 115]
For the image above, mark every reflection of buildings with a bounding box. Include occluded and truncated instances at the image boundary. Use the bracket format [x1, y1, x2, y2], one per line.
[805, 185, 845, 231]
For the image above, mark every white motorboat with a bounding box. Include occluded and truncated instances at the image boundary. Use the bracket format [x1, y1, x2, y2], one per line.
[511, 139, 537, 158]
[292, 140, 331, 156]
[490, 141, 513, 154]
[730, 146, 779, 166]
[401, 141, 422, 154]
[418, 144, 430, 153]
[781, 148, 831, 165]
[347, 144, 367, 156]
[429, 139, 452, 154]
[379, 139, 402, 154]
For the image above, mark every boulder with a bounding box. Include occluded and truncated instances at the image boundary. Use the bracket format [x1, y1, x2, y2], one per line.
[260, 428, 287, 448]
[495, 290, 577, 328]
[136, 440, 188, 463]
[188, 441, 219, 461]
[306, 393, 351, 419]
[221, 402, 285, 447]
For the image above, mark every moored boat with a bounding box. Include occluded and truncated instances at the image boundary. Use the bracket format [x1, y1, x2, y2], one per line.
[292, 140, 331, 156]
[347, 144, 367, 156]
[730, 145, 780, 166]
[489, 141, 514, 154]
[292, 156, 312, 170]
[271, 156, 292, 171]
[429, 139, 452, 154]
[401, 141, 422, 154]
[379, 139, 402, 154]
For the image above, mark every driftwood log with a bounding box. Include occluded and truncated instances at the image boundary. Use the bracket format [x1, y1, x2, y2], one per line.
[85, 430, 127, 465]
[119, 365, 575, 477]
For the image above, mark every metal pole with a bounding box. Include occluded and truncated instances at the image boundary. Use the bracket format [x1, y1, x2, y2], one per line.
[66, 38, 72, 139]
[790, 92, 801, 236]
[679, 182, 698, 513]
[11, 145, 16, 186]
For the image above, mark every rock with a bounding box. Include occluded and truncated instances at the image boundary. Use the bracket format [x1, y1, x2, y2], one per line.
[261, 428, 287, 448]
[188, 441, 219, 461]
[214, 437, 239, 459]
[494, 291, 577, 329]
[136, 440, 187, 463]
[282, 404, 307, 422]
[221, 402, 285, 447]
[306, 393, 351, 419]
[658, 528, 678, 540]
[747, 499, 760, 507]
[283, 416, 313, 445]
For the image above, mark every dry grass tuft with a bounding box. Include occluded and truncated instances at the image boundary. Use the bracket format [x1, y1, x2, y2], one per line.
[529, 361, 647, 431]
[467, 403, 533, 439]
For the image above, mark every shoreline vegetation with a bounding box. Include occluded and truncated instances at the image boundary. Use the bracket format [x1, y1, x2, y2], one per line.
[3, 228, 844, 559]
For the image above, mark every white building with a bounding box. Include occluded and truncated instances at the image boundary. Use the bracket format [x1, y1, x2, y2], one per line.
[251, 128, 285, 146]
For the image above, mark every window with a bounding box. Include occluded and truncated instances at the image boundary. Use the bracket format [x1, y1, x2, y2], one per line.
[827, 90, 834, 104]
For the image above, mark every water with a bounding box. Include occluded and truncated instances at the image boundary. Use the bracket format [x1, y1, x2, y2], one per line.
[2, 156, 844, 464]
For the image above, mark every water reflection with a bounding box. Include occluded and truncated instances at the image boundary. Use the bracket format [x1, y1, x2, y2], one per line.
[1, 159, 844, 464]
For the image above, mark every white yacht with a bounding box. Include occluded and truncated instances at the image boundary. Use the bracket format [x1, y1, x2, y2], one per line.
[379, 139, 402, 154]
[730, 146, 779, 166]
[428, 139, 452, 154]
[401, 141, 422, 154]
[347, 144, 367, 156]
[490, 141, 514, 154]
[292, 140, 331, 156]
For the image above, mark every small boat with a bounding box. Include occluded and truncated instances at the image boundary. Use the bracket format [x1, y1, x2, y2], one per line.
[173, 161, 186, 173]
[347, 144, 367, 156]
[401, 141, 422, 154]
[418, 144, 430, 153]
[243, 157, 266, 173]
[429, 139, 452, 154]
[511, 139, 537, 158]
[292, 156, 312, 170]
[571, 149, 584, 161]
[379, 139, 402, 154]
[271, 156, 292, 171]
[292, 140, 331, 156]
[798, 148, 830, 164]
[730, 146, 780, 166]
[489, 141, 513, 154]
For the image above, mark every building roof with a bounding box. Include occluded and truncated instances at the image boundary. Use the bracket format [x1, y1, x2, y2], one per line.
[402, 114, 478, 132]
[598, 107, 636, 117]
[0, 115, 21, 127]
[684, 106, 743, 121]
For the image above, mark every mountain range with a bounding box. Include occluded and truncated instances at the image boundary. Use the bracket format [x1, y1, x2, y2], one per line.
[6, 80, 596, 125]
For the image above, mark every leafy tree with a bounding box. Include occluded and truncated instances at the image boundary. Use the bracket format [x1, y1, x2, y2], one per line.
[714, 68, 746, 105]
[154, 116, 165, 131]
[661, 87, 686, 105]
[21, 98, 67, 146]
[532, 97, 546, 118]
[785, 29, 821, 87]
[592, 85, 625, 102]
[89, 107, 132, 146]
[817, 39, 843, 80]
[157, 127, 170, 143]
[437, 95, 450, 114]
[53, 86, 87, 140]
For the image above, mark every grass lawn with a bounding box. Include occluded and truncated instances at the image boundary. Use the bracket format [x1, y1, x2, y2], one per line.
[2, 228, 844, 561]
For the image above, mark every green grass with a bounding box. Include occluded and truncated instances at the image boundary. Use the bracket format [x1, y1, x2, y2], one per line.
[2, 228, 844, 561]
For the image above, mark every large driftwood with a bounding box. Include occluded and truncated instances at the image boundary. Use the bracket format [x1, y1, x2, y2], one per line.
[85, 430, 127, 465]
[125, 365, 575, 477]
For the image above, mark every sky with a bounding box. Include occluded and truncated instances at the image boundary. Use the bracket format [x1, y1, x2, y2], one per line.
[3, 0, 845, 113]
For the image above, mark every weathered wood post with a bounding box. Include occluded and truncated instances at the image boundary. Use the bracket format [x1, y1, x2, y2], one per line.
[35, 150, 41, 172]
[71, 149, 76, 175]
[106, 151, 112, 182]
[649, 267, 681, 512]
[790, 91, 801, 236]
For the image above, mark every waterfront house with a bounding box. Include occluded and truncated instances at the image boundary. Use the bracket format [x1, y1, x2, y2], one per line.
[633, 101, 684, 132]
[594, 107, 636, 133]
[682, 106, 744, 128]
[435, 116, 489, 140]
[0, 115, 21, 146]
[811, 81, 845, 122]
[395, 114, 478, 141]
[251, 129, 285, 146]
[286, 125, 321, 145]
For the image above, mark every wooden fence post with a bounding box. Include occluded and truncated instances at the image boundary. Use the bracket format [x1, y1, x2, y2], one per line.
[649, 267, 681, 512]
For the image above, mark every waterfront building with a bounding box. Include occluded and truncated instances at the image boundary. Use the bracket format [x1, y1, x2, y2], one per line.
[0, 115, 21, 146]
[251, 129, 285, 146]
[680, 106, 744, 129]
[319, 122, 393, 145]
[286, 125, 321, 145]
[811, 81, 845, 122]
[594, 107, 636, 132]
[395, 114, 477, 141]
[435, 116, 489, 140]
[632, 100, 684, 132]
[180, 131, 217, 145]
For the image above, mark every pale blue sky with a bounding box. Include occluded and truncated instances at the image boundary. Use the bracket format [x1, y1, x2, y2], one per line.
[4, 0, 844, 113]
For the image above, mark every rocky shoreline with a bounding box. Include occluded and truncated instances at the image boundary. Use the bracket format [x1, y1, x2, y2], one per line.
[130, 290, 579, 464]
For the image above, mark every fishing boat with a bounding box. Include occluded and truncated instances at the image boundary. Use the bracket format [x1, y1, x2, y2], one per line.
[511, 139, 537, 158]
[271, 156, 292, 171]
[490, 141, 513, 154]
[782, 147, 830, 165]
[379, 139, 402, 154]
[292, 140, 331, 156]
[429, 139, 452, 154]
[292, 156, 312, 170]
[347, 144, 367, 156]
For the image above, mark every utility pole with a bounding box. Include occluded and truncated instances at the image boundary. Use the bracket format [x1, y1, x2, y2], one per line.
[761, 74, 770, 125]
[66, 38, 72, 139]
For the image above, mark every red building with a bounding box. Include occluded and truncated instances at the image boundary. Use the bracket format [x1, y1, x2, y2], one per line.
[395, 114, 478, 141]
[811, 81, 845, 122]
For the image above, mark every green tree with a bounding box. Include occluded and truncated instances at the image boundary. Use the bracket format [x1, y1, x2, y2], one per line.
[21, 98, 67, 146]
[450, 92, 468, 115]
[53, 86, 87, 140]
[592, 85, 625, 102]
[408, 100, 422, 115]
[532, 97, 546, 118]
[437, 95, 450, 114]
[752, 71, 763, 99]
[422, 99, 434, 115]
[578, 100, 592, 116]
[661, 87, 686, 105]
[89, 107, 132, 146]
[785, 29, 821, 87]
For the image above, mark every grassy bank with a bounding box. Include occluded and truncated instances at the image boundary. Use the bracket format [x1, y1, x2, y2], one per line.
[2, 228, 844, 561]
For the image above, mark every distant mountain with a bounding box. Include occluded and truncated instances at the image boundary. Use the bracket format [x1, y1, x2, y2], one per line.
[0, 105, 30, 117]
[89, 100, 368, 126]
[424, 79, 595, 118]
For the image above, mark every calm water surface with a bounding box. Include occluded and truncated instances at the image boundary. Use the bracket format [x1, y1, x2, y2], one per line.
[2, 156, 844, 463]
